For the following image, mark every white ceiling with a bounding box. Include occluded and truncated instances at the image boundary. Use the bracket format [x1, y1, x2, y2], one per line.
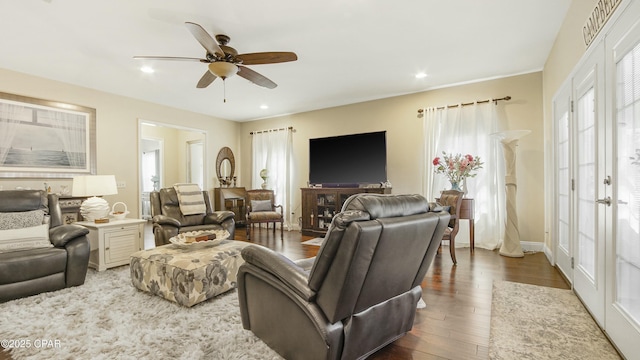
[0, 0, 571, 122]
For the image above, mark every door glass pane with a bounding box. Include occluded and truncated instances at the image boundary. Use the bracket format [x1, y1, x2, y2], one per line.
[557, 108, 571, 252]
[141, 150, 159, 193]
[616, 41, 640, 325]
[188, 141, 204, 190]
[577, 87, 596, 280]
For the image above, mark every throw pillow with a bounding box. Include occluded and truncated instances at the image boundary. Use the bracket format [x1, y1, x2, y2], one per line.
[0, 223, 52, 253]
[0, 210, 46, 230]
[173, 183, 206, 215]
[251, 200, 272, 212]
[428, 202, 444, 212]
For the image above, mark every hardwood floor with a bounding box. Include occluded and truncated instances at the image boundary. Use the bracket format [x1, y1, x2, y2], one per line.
[1, 223, 569, 360]
[228, 224, 570, 360]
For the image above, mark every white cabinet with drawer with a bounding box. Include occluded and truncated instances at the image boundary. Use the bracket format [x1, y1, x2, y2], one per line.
[76, 219, 146, 271]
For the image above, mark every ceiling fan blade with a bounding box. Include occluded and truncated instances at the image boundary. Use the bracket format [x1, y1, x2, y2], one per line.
[236, 52, 298, 65]
[196, 70, 217, 88]
[133, 56, 208, 62]
[185, 22, 224, 57]
[237, 65, 277, 89]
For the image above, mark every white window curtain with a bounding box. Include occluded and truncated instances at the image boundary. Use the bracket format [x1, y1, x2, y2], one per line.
[0, 103, 25, 164]
[251, 128, 295, 229]
[422, 102, 506, 250]
[42, 109, 87, 168]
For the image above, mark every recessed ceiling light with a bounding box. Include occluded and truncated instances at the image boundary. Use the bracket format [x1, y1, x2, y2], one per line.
[415, 72, 428, 79]
[260, 104, 269, 110]
[140, 66, 155, 74]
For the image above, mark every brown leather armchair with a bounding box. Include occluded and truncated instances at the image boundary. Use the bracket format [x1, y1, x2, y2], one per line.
[245, 189, 283, 240]
[150, 188, 236, 246]
[0, 190, 90, 303]
[437, 190, 464, 264]
[237, 193, 450, 360]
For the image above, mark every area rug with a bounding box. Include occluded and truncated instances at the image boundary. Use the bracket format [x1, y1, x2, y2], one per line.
[0, 266, 282, 360]
[301, 237, 324, 246]
[489, 281, 620, 360]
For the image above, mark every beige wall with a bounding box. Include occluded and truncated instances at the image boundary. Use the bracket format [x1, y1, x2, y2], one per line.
[177, 129, 206, 186]
[241, 72, 545, 243]
[543, 1, 596, 103]
[141, 124, 180, 186]
[0, 68, 240, 218]
[140, 124, 206, 187]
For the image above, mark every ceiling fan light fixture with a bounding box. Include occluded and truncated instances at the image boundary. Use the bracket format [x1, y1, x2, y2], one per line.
[208, 62, 238, 79]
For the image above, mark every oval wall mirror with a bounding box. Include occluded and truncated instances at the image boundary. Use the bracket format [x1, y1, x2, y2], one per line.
[216, 147, 235, 186]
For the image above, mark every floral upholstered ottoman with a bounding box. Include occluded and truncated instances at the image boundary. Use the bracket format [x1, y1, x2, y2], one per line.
[130, 240, 250, 307]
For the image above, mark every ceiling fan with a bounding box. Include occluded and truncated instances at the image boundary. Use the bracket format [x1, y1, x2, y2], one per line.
[134, 22, 297, 91]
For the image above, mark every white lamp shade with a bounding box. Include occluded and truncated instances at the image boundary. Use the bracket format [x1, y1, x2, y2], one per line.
[72, 175, 118, 197]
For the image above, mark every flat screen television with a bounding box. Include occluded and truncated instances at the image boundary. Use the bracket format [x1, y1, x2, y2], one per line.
[309, 131, 387, 187]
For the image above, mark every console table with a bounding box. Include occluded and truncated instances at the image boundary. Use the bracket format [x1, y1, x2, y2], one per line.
[301, 187, 391, 237]
[459, 198, 475, 250]
[436, 197, 475, 250]
[213, 187, 246, 226]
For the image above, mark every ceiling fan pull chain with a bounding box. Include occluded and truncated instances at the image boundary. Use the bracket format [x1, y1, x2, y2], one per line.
[223, 79, 227, 103]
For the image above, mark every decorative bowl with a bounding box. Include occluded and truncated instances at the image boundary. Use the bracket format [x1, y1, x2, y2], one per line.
[169, 230, 230, 249]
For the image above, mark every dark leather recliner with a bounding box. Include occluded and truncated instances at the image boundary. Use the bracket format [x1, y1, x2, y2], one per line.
[150, 187, 236, 246]
[0, 190, 90, 303]
[237, 193, 450, 360]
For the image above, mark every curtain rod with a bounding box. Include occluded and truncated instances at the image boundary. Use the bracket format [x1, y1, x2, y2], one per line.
[417, 96, 511, 115]
[250, 126, 293, 135]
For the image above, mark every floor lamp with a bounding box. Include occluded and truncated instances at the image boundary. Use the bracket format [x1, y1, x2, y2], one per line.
[491, 130, 531, 258]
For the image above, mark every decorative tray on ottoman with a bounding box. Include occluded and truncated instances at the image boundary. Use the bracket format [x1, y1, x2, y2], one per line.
[169, 230, 230, 248]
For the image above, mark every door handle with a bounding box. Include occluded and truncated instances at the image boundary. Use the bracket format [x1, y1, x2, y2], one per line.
[596, 197, 611, 206]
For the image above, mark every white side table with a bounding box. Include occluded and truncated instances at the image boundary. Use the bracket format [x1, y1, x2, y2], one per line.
[76, 219, 146, 271]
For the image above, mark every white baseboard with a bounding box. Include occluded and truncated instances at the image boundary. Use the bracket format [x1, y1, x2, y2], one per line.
[521, 241, 545, 253]
[543, 243, 555, 265]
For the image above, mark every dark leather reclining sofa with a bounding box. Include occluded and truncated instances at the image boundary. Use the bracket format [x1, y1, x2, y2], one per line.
[0, 190, 90, 302]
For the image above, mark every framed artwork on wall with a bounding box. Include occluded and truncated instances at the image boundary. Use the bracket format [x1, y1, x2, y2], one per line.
[0, 91, 96, 178]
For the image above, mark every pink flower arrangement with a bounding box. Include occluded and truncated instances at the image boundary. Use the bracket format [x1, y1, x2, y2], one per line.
[432, 152, 483, 185]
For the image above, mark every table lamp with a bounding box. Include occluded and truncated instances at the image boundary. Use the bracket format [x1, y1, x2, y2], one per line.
[72, 175, 118, 222]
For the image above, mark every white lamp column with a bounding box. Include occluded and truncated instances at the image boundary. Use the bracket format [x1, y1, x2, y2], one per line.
[491, 130, 531, 258]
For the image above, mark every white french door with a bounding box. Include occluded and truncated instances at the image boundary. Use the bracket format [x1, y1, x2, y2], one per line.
[552, 0, 640, 356]
[572, 40, 607, 326]
[554, 83, 573, 281]
[604, 0, 640, 355]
